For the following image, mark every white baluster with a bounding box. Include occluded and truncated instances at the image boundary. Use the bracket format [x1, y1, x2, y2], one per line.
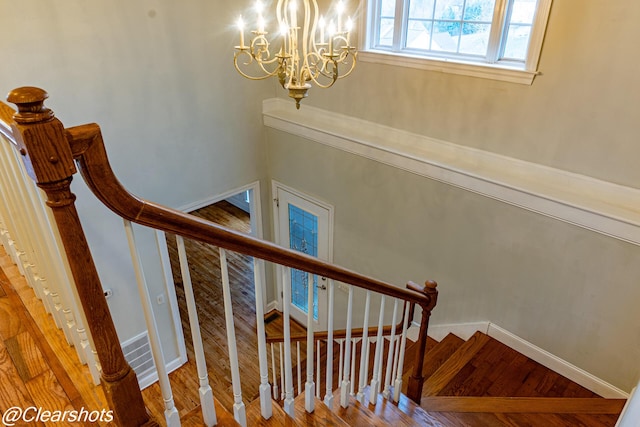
[176, 236, 216, 426]
[297, 341, 302, 395]
[252, 258, 273, 419]
[123, 220, 179, 426]
[219, 248, 247, 427]
[382, 299, 399, 399]
[279, 342, 285, 400]
[393, 302, 412, 403]
[350, 339, 357, 396]
[338, 339, 344, 395]
[271, 343, 279, 399]
[370, 296, 386, 403]
[357, 291, 371, 403]
[340, 285, 354, 408]
[324, 279, 335, 409]
[281, 266, 295, 416]
[305, 271, 315, 412]
[316, 340, 321, 399]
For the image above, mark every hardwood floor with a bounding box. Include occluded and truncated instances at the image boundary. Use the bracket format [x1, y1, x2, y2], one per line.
[0, 246, 110, 427]
[0, 202, 627, 426]
[153, 201, 306, 420]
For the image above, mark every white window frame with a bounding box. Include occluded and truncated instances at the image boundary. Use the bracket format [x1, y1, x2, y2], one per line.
[360, 0, 553, 84]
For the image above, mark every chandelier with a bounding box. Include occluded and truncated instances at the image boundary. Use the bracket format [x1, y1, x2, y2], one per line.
[233, 0, 357, 109]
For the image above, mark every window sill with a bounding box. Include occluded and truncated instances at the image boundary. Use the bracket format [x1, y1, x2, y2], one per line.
[358, 50, 538, 85]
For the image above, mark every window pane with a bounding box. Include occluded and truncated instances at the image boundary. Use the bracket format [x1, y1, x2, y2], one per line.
[432, 21, 461, 52]
[502, 23, 531, 60]
[510, 0, 537, 24]
[459, 23, 491, 55]
[380, 0, 397, 17]
[406, 20, 433, 49]
[378, 17, 395, 46]
[409, 0, 435, 19]
[434, 0, 464, 20]
[463, 0, 496, 22]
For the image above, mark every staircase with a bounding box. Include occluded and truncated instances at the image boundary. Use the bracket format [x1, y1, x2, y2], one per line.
[0, 88, 629, 427]
[173, 330, 626, 426]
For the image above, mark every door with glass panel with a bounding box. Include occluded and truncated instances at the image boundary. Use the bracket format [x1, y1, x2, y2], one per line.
[273, 183, 332, 331]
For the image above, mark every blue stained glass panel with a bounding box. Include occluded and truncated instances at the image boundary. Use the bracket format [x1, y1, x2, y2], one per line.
[288, 204, 319, 320]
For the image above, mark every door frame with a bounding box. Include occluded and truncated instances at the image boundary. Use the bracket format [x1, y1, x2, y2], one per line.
[271, 181, 334, 327]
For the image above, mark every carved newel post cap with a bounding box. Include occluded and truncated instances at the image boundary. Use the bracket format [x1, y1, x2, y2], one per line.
[425, 280, 438, 290]
[7, 86, 54, 124]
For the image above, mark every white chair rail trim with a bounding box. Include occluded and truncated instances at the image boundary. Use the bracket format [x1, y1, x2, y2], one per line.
[263, 98, 640, 247]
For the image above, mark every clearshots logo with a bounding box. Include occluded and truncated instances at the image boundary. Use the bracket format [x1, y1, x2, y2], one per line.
[2, 406, 114, 425]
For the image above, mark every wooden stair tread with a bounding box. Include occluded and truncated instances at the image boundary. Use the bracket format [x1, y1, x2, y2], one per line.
[294, 393, 350, 426]
[246, 397, 299, 426]
[425, 410, 621, 427]
[180, 397, 241, 427]
[328, 387, 445, 427]
[421, 331, 491, 397]
[330, 392, 402, 427]
[371, 392, 446, 426]
[420, 396, 627, 414]
[395, 394, 447, 427]
[416, 333, 465, 382]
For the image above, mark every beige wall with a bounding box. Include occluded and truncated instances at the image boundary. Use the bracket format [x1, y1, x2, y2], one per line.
[0, 1, 274, 358]
[299, 0, 640, 188]
[265, 0, 640, 392]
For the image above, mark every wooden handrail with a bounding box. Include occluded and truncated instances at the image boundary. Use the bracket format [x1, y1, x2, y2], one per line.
[65, 123, 432, 306]
[2, 86, 439, 410]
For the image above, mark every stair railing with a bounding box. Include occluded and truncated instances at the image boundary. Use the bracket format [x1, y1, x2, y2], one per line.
[1, 87, 439, 426]
[265, 301, 418, 404]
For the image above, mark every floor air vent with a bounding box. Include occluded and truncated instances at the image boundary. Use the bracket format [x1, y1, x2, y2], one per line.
[122, 332, 157, 389]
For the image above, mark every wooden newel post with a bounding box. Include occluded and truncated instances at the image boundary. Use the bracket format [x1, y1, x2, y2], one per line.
[406, 279, 438, 404]
[7, 87, 158, 427]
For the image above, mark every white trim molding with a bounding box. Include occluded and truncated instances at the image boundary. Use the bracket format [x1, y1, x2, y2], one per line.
[487, 323, 628, 399]
[358, 51, 538, 85]
[420, 320, 629, 399]
[263, 98, 640, 247]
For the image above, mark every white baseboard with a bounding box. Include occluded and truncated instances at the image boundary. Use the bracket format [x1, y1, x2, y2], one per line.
[425, 321, 491, 342]
[424, 321, 629, 399]
[266, 300, 279, 314]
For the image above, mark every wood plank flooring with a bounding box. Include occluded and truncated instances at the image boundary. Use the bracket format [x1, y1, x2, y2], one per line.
[0, 202, 627, 426]
[0, 246, 110, 427]
[155, 201, 306, 419]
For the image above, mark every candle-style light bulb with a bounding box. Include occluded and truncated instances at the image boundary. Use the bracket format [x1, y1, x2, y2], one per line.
[237, 15, 245, 47]
[336, 0, 344, 32]
[258, 15, 265, 33]
[255, 0, 264, 13]
[319, 15, 326, 44]
[328, 20, 336, 55]
[346, 17, 353, 45]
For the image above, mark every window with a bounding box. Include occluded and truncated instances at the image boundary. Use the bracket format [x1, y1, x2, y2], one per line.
[363, 0, 552, 84]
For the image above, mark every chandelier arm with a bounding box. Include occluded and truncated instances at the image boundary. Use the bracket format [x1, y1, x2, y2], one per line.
[336, 53, 357, 79]
[303, 55, 338, 89]
[234, 52, 281, 81]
